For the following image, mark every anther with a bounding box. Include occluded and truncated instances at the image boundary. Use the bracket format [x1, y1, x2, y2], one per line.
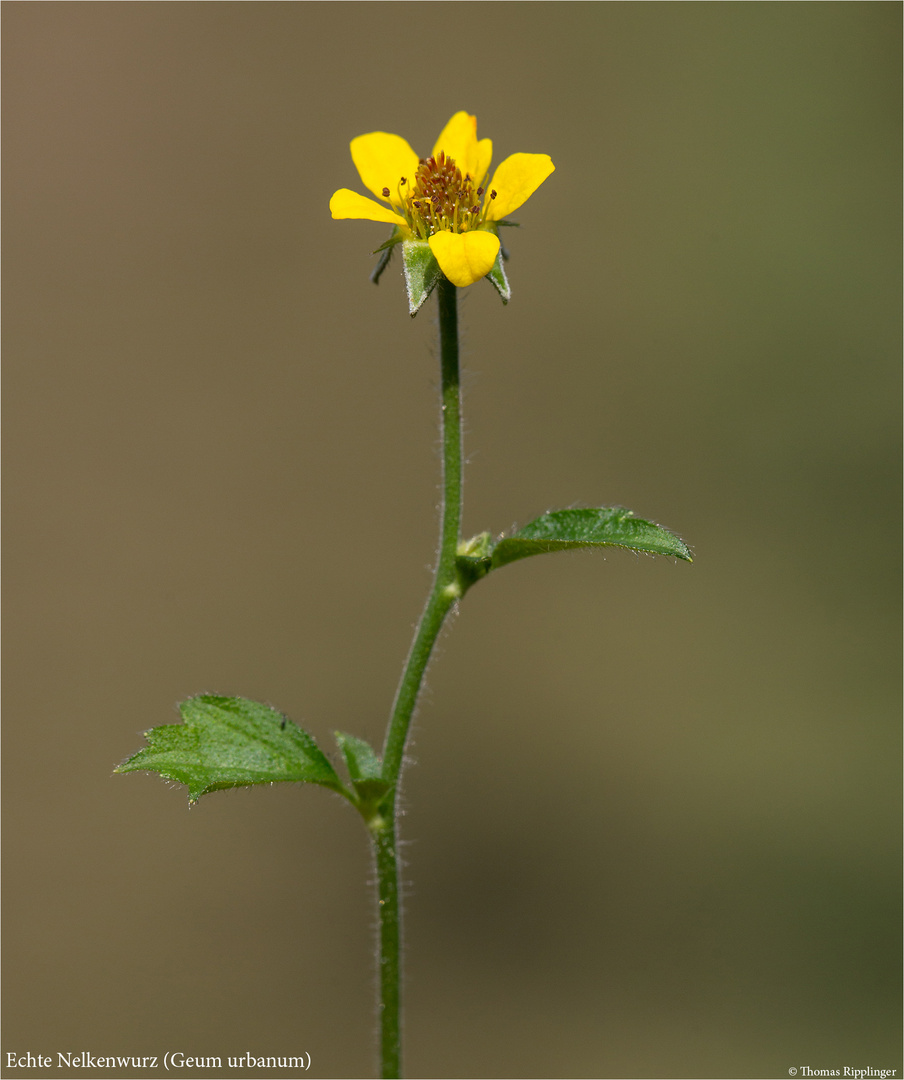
[381, 187, 390, 198]
[490, 189, 497, 199]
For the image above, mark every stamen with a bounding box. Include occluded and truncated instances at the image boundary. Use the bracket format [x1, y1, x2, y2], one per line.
[404, 150, 492, 239]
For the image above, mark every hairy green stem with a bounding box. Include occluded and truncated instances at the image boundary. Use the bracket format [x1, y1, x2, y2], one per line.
[372, 277, 461, 1079]
[371, 820, 401, 1080]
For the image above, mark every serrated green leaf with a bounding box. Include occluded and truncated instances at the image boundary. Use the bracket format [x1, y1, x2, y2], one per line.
[490, 508, 692, 568]
[116, 695, 348, 803]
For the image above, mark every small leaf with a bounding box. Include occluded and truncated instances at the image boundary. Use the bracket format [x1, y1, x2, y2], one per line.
[335, 731, 382, 782]
[491, 508, 692, 569]
[116, 695, 348, 804]
[335, 732, 392, 813]
[455, 531, 494, 593]
[402, 239, 443, 316]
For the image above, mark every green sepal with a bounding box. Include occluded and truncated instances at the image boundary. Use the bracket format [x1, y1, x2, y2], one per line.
[371, 227, 403, 285]
[491, 508, 693, 568]
[115, 695, 349, 804]
[485, 245, 511, 304]
[373, 228, 404, 255]
[402, 239, 443, 317]
[335, 732, 392, 817]
[494, 220, 517, 263]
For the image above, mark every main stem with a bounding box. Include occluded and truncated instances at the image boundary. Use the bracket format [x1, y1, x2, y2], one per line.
[372, 278, 462, 1079]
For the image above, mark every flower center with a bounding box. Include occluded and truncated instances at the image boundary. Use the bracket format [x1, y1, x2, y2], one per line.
[382, 151, 496, 240]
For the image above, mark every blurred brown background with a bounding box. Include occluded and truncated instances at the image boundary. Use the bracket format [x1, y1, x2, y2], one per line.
[4, 4, 900, 1078]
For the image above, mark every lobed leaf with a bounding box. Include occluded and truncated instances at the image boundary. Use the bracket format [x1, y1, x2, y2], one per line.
[490, 508, 692, 568]
[115, 695, 347, 804]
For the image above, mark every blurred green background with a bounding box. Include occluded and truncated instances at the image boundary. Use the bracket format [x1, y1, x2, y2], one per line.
[4, 4, 900, 1078]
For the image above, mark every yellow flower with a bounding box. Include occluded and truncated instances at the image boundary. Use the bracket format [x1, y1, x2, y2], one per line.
[330, 112, 554, 289]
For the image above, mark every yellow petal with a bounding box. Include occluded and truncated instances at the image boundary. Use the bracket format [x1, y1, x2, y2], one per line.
[428, 230, 500, 288]
[432, 111, 478, 180]
[476, 138, 492, 188]
[330, 188, 408, 226]
[485, 153, 555, 221]
[350, 132, 420, 202]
